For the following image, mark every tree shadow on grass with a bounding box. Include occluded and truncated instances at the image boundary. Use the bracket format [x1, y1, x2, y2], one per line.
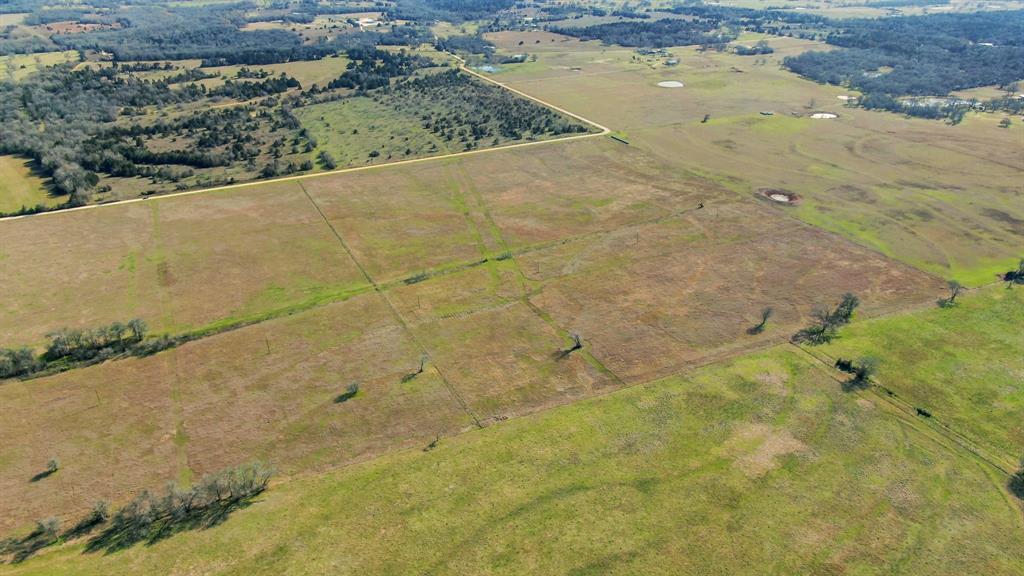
[1009, 468, 1024, 501]
[85, 495, 259, 555]
[28, 469, 56, 483]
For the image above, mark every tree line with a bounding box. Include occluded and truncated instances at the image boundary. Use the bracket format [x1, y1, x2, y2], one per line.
[0, 461, 272, 563]
[0, 318, 189, 380]
[550, 18, 736, 48]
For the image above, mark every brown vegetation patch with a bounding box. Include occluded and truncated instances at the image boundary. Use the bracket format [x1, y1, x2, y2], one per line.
[723, 423, 809, 478]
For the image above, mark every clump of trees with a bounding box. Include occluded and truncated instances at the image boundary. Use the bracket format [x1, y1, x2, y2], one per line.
[735, 40, 773, 56]
[379, 69, 589, 147]
[834, 356, 878, 391]
[792, 293, 860, 345]
[0, 518, 60, 564]
[208, 73, 300, 101]
[318, 150, 338, 170]
[327, 47, 437, 92]
[0, 348, 42, 379]
[1004, 259, 1024, 285]
[87, 461, 272, 553]
[1010, 459, 1024, 500]
[0, 319, 154, 380]
[44, 319, 147, 363]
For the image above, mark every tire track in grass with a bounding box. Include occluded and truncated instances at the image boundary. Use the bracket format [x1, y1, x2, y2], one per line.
[789, 341, 1019, 478]
[451, 161, 626, 387]
[792, 340, 1024, 529]
[149, 202, 194, 486]
[297, 180, 482, 430]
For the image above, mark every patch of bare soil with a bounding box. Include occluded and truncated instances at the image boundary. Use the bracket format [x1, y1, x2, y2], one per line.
[758, 188, 801, 205]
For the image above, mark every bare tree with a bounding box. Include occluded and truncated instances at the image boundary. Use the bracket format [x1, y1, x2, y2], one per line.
[554, 332, 583, 360]
[939, 280, 963, 307]
[748, 307, 773, 334]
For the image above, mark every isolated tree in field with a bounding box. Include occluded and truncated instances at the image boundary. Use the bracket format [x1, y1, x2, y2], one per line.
[334, 382, 359, 403]
[401, 355, 428, 383]
[1004, 259, 1024, 285]
[748, 307, 773, 334]
[793, 293, 860, 345]
[554, 332, 583, 360]
[46, 458, 60, 475]
[939, 280, 963, 307]
[1010, 458, 1024, 500]
[793, 307, 835, 344]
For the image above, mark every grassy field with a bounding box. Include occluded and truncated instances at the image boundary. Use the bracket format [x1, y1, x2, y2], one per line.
[295, 95, 455, 167]
[201, 55, 353, 90]
[0, 156, 65, 213]
[815, 285, 1024, 465]
[2, 22, 1021, 573]
[0, 50, 79, 82]
[0, 181, 368, 347]
[0, 136, 944, 534]
[6, 345, 1022, 574]
[483, 32, 1024, 286]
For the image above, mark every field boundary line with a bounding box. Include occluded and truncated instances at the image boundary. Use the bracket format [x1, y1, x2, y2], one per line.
[298, 181, 482, 429]
[789, 340, 1017, 475]
[1, 60, 610, 223]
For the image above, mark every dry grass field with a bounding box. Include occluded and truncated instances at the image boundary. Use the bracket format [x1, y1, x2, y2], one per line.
[1, 22, 1021, 573]
[0, 182, 367, 347]
[483, 32, 1024, 285]
[0, 134, 946, 533]
[6, 344, 1023, 575]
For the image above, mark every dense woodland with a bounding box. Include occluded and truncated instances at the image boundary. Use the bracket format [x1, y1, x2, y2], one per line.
[388, 0, 515, 23]
[0, 62, 307, 208]
[784, 11, 1024, 97]
[551, 18, 735, 49]
[377, 69, 589, 148]
[325, 47, 437, 91]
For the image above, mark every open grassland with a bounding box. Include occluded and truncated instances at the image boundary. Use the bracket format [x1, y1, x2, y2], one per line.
[0, 50, 79, 82]
[0, 181, 368, 347]
[483, 32, 1024, 285]
[6, 345, 1022, 575]
[815, 286, 1024, 465]
[295, 96, 455, 167]
[0, 136, 944, 533]
[200, 55, 353, 90]
[0, 156, 65, 213]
